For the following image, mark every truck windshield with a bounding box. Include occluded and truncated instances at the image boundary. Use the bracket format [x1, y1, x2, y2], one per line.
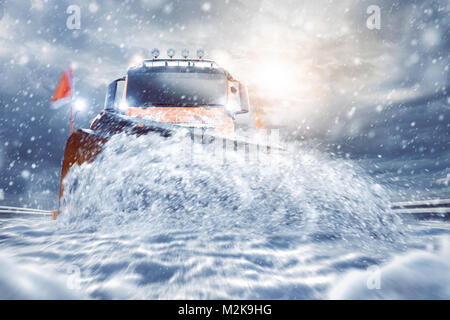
[126, 69, 227, 108]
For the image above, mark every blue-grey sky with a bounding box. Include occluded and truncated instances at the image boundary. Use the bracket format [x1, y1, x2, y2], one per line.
[0, 0, 449, 206]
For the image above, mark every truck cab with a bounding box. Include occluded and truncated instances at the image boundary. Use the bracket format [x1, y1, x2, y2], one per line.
[57, 52, 251, 215]
[98, 57, 249, 136]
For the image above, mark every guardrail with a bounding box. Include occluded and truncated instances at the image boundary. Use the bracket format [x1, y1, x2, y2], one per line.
[1, 198, 449, 219]
[0, 205, 53, 216]
[391, 199, 450, 217]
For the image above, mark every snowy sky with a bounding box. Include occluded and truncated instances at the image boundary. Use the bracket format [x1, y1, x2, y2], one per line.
[0, 0, 449, 205]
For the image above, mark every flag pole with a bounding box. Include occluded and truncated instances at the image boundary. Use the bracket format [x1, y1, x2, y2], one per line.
[70, 66, 74, 134]
[70, 104, 74, 134]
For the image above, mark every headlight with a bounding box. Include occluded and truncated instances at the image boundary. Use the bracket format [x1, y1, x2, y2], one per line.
[167, 48, 175, 58]
[151, 48, 160, 59]
[74, 98, 87, 112]
[181, 48, 189, 59]
[197, 49, 205, 59]
[118, 100, 128, 111]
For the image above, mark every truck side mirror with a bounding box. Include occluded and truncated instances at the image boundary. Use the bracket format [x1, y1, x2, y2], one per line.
[238, 82, 250, 114]
[226, 81, 250, 117]
[104, 77, 125, 110]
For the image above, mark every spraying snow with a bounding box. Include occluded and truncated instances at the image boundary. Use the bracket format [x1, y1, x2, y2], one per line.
[2, 132, 449, 299]
[60, 132, 403, 244]
[5, 131, 402, 299]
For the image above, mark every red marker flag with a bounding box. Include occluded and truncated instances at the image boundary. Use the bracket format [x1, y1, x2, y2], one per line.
[50, 67, 73, 109]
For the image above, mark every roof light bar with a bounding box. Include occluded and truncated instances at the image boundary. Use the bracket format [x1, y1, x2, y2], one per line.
[140, 48, 208, 61]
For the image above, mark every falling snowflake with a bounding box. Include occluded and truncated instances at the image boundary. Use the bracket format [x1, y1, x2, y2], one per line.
[89, 2, 99, 13]
[201, 2, 211, 12]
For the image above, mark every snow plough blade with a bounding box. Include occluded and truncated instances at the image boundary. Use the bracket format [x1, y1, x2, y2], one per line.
[56, 113, 283, 219]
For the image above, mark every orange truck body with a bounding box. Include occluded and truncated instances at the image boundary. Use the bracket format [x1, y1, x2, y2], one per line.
[56, 58, 249, 218]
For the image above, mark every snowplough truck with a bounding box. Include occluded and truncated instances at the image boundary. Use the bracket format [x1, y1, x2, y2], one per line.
[54, 49, 274, 219]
